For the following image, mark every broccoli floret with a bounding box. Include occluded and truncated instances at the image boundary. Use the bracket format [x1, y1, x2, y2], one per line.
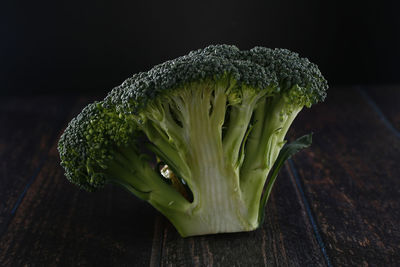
[58, 44, 328, 237]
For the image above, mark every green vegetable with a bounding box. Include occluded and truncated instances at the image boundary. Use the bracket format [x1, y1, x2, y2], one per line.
[58, 45, 328, 237]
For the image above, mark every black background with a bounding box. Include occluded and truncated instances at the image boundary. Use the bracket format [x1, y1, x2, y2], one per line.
[1, 0, 399, 95]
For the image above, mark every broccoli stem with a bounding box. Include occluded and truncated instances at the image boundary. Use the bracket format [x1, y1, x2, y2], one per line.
[135, 82, 306, 236]
[104, 145, 191, 211]
[240, 95, 302, 222]
[172, 83, 257, 234]
[141, 82, 264, 235]
[142, 122, 191, 179]
[223, 88, 265, 172]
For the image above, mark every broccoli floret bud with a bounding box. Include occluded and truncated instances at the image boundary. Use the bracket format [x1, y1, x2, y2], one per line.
[59, 44, 328, 237]
[58, 102, 137, 191]
[246, 47, 328, 106]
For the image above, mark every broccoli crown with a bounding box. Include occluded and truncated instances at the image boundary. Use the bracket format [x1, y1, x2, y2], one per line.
[58, 44, 328, 237]
[105, 44, 327, 113]
[58, 102, 137, 191]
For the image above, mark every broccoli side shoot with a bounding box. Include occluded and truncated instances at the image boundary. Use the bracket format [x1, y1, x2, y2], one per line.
[58, 44, 328, 237]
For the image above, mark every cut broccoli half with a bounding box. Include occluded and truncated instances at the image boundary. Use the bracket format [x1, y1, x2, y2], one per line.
[58, 44, 328, 237]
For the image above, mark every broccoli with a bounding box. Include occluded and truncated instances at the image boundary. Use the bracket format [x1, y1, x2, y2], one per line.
[58, 45, 328, 237]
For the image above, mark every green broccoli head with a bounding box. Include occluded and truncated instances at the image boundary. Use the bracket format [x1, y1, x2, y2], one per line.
[58, 102, 137, 191]
[58, 44, 327, 237]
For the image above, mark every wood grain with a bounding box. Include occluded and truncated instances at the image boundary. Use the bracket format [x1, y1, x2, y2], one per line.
[160, 166, 327, 267]
[1, 87, 400, 266]
[0, 142, 159, 266]
[0, 96, 159, 266]
[0, 95, 76, 234]
[288, 88, 400, 266]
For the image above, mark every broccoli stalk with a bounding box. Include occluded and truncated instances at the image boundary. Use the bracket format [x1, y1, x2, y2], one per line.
[58, 45, 327, 237]
[140, 78, 253, 235]
[240, 94, 303, 224]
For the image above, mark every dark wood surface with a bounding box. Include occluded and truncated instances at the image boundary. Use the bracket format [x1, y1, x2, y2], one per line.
[1, 87, 399, 266]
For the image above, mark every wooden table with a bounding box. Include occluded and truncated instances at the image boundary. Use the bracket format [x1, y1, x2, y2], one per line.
[1, 86, 399, 266]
